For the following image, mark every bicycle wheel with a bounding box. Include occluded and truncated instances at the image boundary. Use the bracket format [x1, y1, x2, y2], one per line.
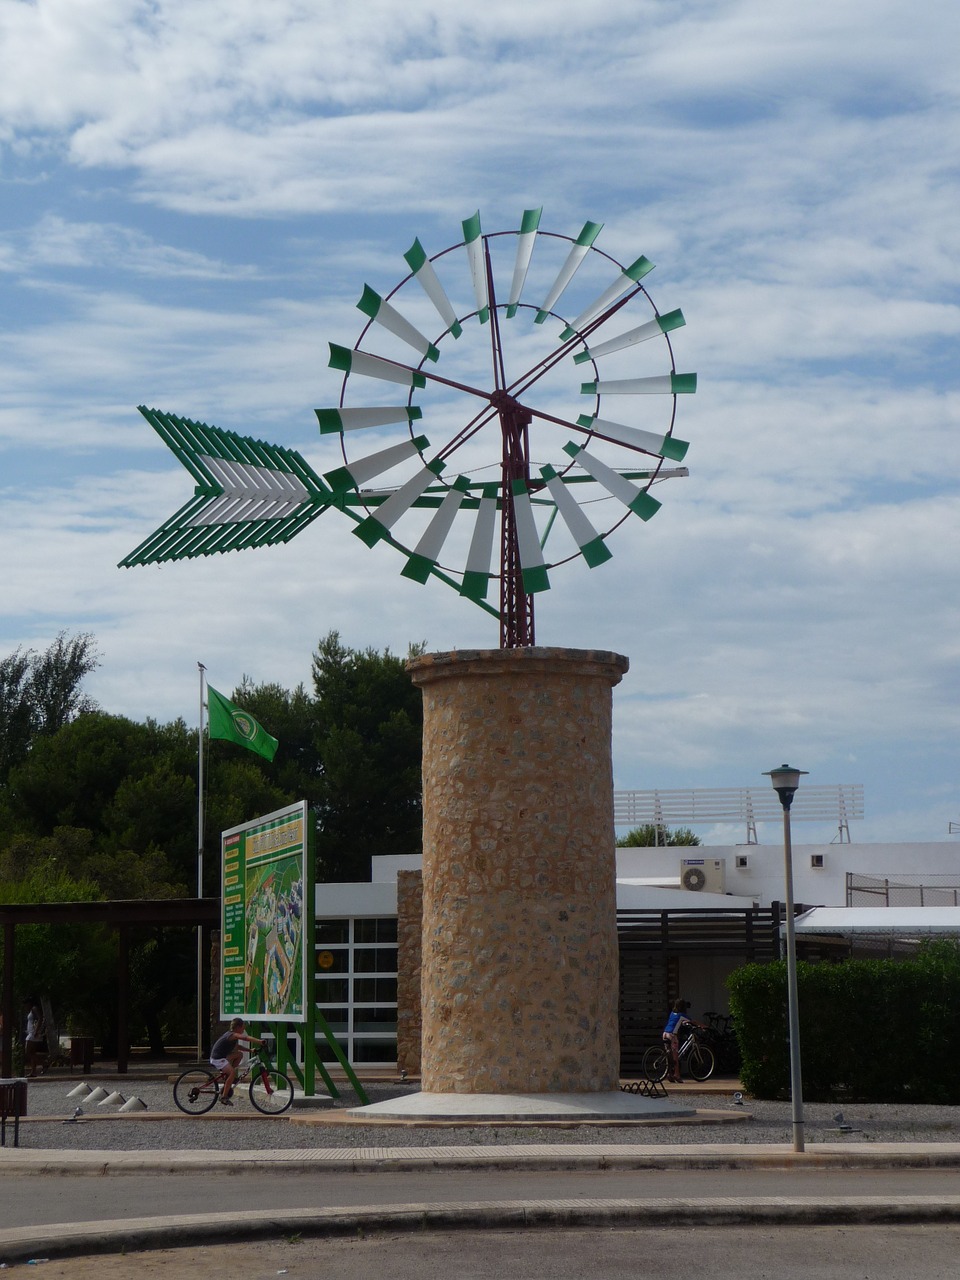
[249, 1067, 294, 1114]
[642, 1045, 669, 1082]
[173, 1067, 220, 1114]
[687, 1042, 716, 1082]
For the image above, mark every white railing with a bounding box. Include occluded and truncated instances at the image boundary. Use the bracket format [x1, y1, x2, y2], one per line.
[613, 784, 864, 844]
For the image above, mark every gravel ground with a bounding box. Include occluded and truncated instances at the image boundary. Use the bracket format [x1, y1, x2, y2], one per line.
[11, 1077, 960, 1151]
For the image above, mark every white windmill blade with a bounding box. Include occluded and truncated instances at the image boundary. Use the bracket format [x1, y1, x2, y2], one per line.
[404, 238, 463, 339]
[402, 476, 471, 582]
[357, 284, 440, 362]
[539, 464, 612, 568]
[354, 457, 446, 547]
[324, 434, 430, 493]
[562, 442, 662, 521]
[506, 207, 542, 317]
[462, 211, 489, 324]
[576, 414, 689, 462]
[461, 482, 499, 601]
[535, 220, 603, 323]
[573, 309, 685, 363]
[316, 406, 423, 435]
[581, 372, 697, 396]
[559, 255, 655, 340]
[328, 343, 427, 388]
[511, 479, 550, 593]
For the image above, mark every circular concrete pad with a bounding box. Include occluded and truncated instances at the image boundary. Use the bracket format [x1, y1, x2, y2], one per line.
[347, 1091, 696, 1122]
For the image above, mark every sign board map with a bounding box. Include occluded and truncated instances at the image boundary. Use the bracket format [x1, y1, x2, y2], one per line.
[220, 801, 307, 1022]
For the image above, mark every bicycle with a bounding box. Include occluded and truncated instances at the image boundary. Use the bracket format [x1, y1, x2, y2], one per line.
[173, 1047, 295, 1115]
[642, 1026, 715, 1083]
[702, 1010, 741, 1076]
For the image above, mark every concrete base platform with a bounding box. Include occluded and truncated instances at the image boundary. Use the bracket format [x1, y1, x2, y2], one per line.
[346, 1090, 695, 1122]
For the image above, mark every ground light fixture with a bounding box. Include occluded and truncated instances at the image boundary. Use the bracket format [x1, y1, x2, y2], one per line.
[764, 763, 808, 1153]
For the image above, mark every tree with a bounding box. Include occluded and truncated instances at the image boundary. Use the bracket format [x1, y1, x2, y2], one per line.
[0, 632, 99, 782]
[311, 631, 424, 881]
[617, 824, 701, 847]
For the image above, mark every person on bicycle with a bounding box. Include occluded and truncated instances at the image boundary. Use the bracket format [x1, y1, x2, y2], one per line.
[662, 1000, 704, 1083]
[210, 1018, 264, 1106]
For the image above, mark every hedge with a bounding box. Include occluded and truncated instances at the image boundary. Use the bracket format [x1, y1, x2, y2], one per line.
[726, 941, 960, 1102]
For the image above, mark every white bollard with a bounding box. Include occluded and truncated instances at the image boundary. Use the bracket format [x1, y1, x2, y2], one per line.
[119, 1096, 148, 1112]
[85, 1087, 109, 1104]
[66, 1082, 91, 1099]
[98, 1091, 126, 1107]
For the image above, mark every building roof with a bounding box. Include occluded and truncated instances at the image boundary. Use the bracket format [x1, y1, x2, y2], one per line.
[793, 906, 960, 937]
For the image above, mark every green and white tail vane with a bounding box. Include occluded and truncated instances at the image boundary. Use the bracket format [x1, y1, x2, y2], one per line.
[121, 210, 695, 645]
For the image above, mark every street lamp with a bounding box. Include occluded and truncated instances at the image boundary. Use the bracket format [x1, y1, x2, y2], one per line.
[764, 763, 808, 1153]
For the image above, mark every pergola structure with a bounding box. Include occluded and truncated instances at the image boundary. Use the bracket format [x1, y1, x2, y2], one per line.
[1, 898, 219, 1078]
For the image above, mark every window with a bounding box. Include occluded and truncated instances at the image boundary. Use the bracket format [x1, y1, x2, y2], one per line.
[314, 917, 399, 1066]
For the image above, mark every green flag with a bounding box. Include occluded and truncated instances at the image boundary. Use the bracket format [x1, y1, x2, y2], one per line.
[207, 685, 278, 762]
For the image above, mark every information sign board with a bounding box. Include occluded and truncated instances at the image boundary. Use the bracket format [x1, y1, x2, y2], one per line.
[220, 801, 307, 1022]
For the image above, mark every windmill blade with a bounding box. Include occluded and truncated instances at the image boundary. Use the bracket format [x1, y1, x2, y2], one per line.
[462, 211, 489, 324]
[404, 238, 463, 339]
[328, 343, 427, 388]
[354, 458, 446, 547]
[562, 441, 662, 521]
[316, 406, 422, 434]
[119, 407, 331, 567]
[324, 434, 431, 493]
[506, 207, 542, 318]
[539, 464, 612, 568]
[401, 475, 471, 582]
[559, 255, 655, 340]
[573, 310, 685, 363]
[511, 479, 550, 593]
[576, 413, 689, 462]
[581, 372, 697, 396]
[535, 220, 603, 323]
[357, 285, 440, 362]
[460, 482, 500, 601]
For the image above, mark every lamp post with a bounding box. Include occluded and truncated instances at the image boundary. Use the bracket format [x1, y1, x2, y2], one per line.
[764, 763, 808, 1153]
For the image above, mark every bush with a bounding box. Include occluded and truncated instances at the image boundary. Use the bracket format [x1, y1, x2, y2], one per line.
[727, 941, 960, 1102]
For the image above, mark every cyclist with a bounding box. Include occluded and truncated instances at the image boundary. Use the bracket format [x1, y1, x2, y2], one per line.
[210, 1018, 264, 1106]
[661, 1000, 704, 1083]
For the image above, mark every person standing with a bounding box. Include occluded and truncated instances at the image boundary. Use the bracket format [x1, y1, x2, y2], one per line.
[24, 999, 46, 1077]
[661, 999, 703, 1083]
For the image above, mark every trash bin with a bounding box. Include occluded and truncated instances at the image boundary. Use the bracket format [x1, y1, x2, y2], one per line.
[69, 1037, 94, 1073]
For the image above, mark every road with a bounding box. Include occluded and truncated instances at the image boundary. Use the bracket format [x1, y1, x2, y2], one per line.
[1, 1164, 959, 1225]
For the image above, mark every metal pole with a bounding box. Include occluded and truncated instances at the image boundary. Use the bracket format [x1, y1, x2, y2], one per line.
[781, 803, 804, 1153]
[196, 662, 206, 1062]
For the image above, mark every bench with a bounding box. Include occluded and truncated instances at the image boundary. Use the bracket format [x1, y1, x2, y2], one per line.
[0, 1078, 28, 1148]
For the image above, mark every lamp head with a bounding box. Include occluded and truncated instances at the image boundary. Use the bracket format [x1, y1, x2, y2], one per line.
[763, 763, 808, 810]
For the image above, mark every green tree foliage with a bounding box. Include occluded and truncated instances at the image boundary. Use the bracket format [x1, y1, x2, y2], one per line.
[0, 632, 99, 781]
[310, 631, 424, 881]
[616, 824, 701, 847]
[0, 628, 427, 1045]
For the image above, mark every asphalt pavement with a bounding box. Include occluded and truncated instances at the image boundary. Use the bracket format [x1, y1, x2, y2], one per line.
[3, 1073, 960, 1262]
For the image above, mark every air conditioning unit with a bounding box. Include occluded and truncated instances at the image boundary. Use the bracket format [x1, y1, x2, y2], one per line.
[680, 857, 726, 893]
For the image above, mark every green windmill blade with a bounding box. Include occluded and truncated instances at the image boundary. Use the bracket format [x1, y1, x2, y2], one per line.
[119, 407, 334, 567]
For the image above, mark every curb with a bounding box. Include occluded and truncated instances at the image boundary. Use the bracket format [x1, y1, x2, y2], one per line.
[3, 1196, 960, 1261]
[4, 1144, 960, 1175]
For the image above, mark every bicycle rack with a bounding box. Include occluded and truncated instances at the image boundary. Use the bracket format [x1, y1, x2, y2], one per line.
[620, 1079, 668, 1099]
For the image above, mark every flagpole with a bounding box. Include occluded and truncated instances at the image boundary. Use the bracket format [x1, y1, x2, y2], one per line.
[197, 662, 206, 1063]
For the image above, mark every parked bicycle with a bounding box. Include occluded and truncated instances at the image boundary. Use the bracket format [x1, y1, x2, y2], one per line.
[642, 1026, 715, 1083]
[701, 1010, 741, 1076]
[173, 1046, 294, 1115]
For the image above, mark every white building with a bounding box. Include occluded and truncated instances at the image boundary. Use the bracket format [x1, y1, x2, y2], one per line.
[313, 834, 960, 1070]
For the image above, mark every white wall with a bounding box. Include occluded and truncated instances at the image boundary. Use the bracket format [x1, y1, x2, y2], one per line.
[615, 842, 960, 909]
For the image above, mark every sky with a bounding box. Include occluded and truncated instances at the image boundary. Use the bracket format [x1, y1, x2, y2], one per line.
[1, 0, 958, 849]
